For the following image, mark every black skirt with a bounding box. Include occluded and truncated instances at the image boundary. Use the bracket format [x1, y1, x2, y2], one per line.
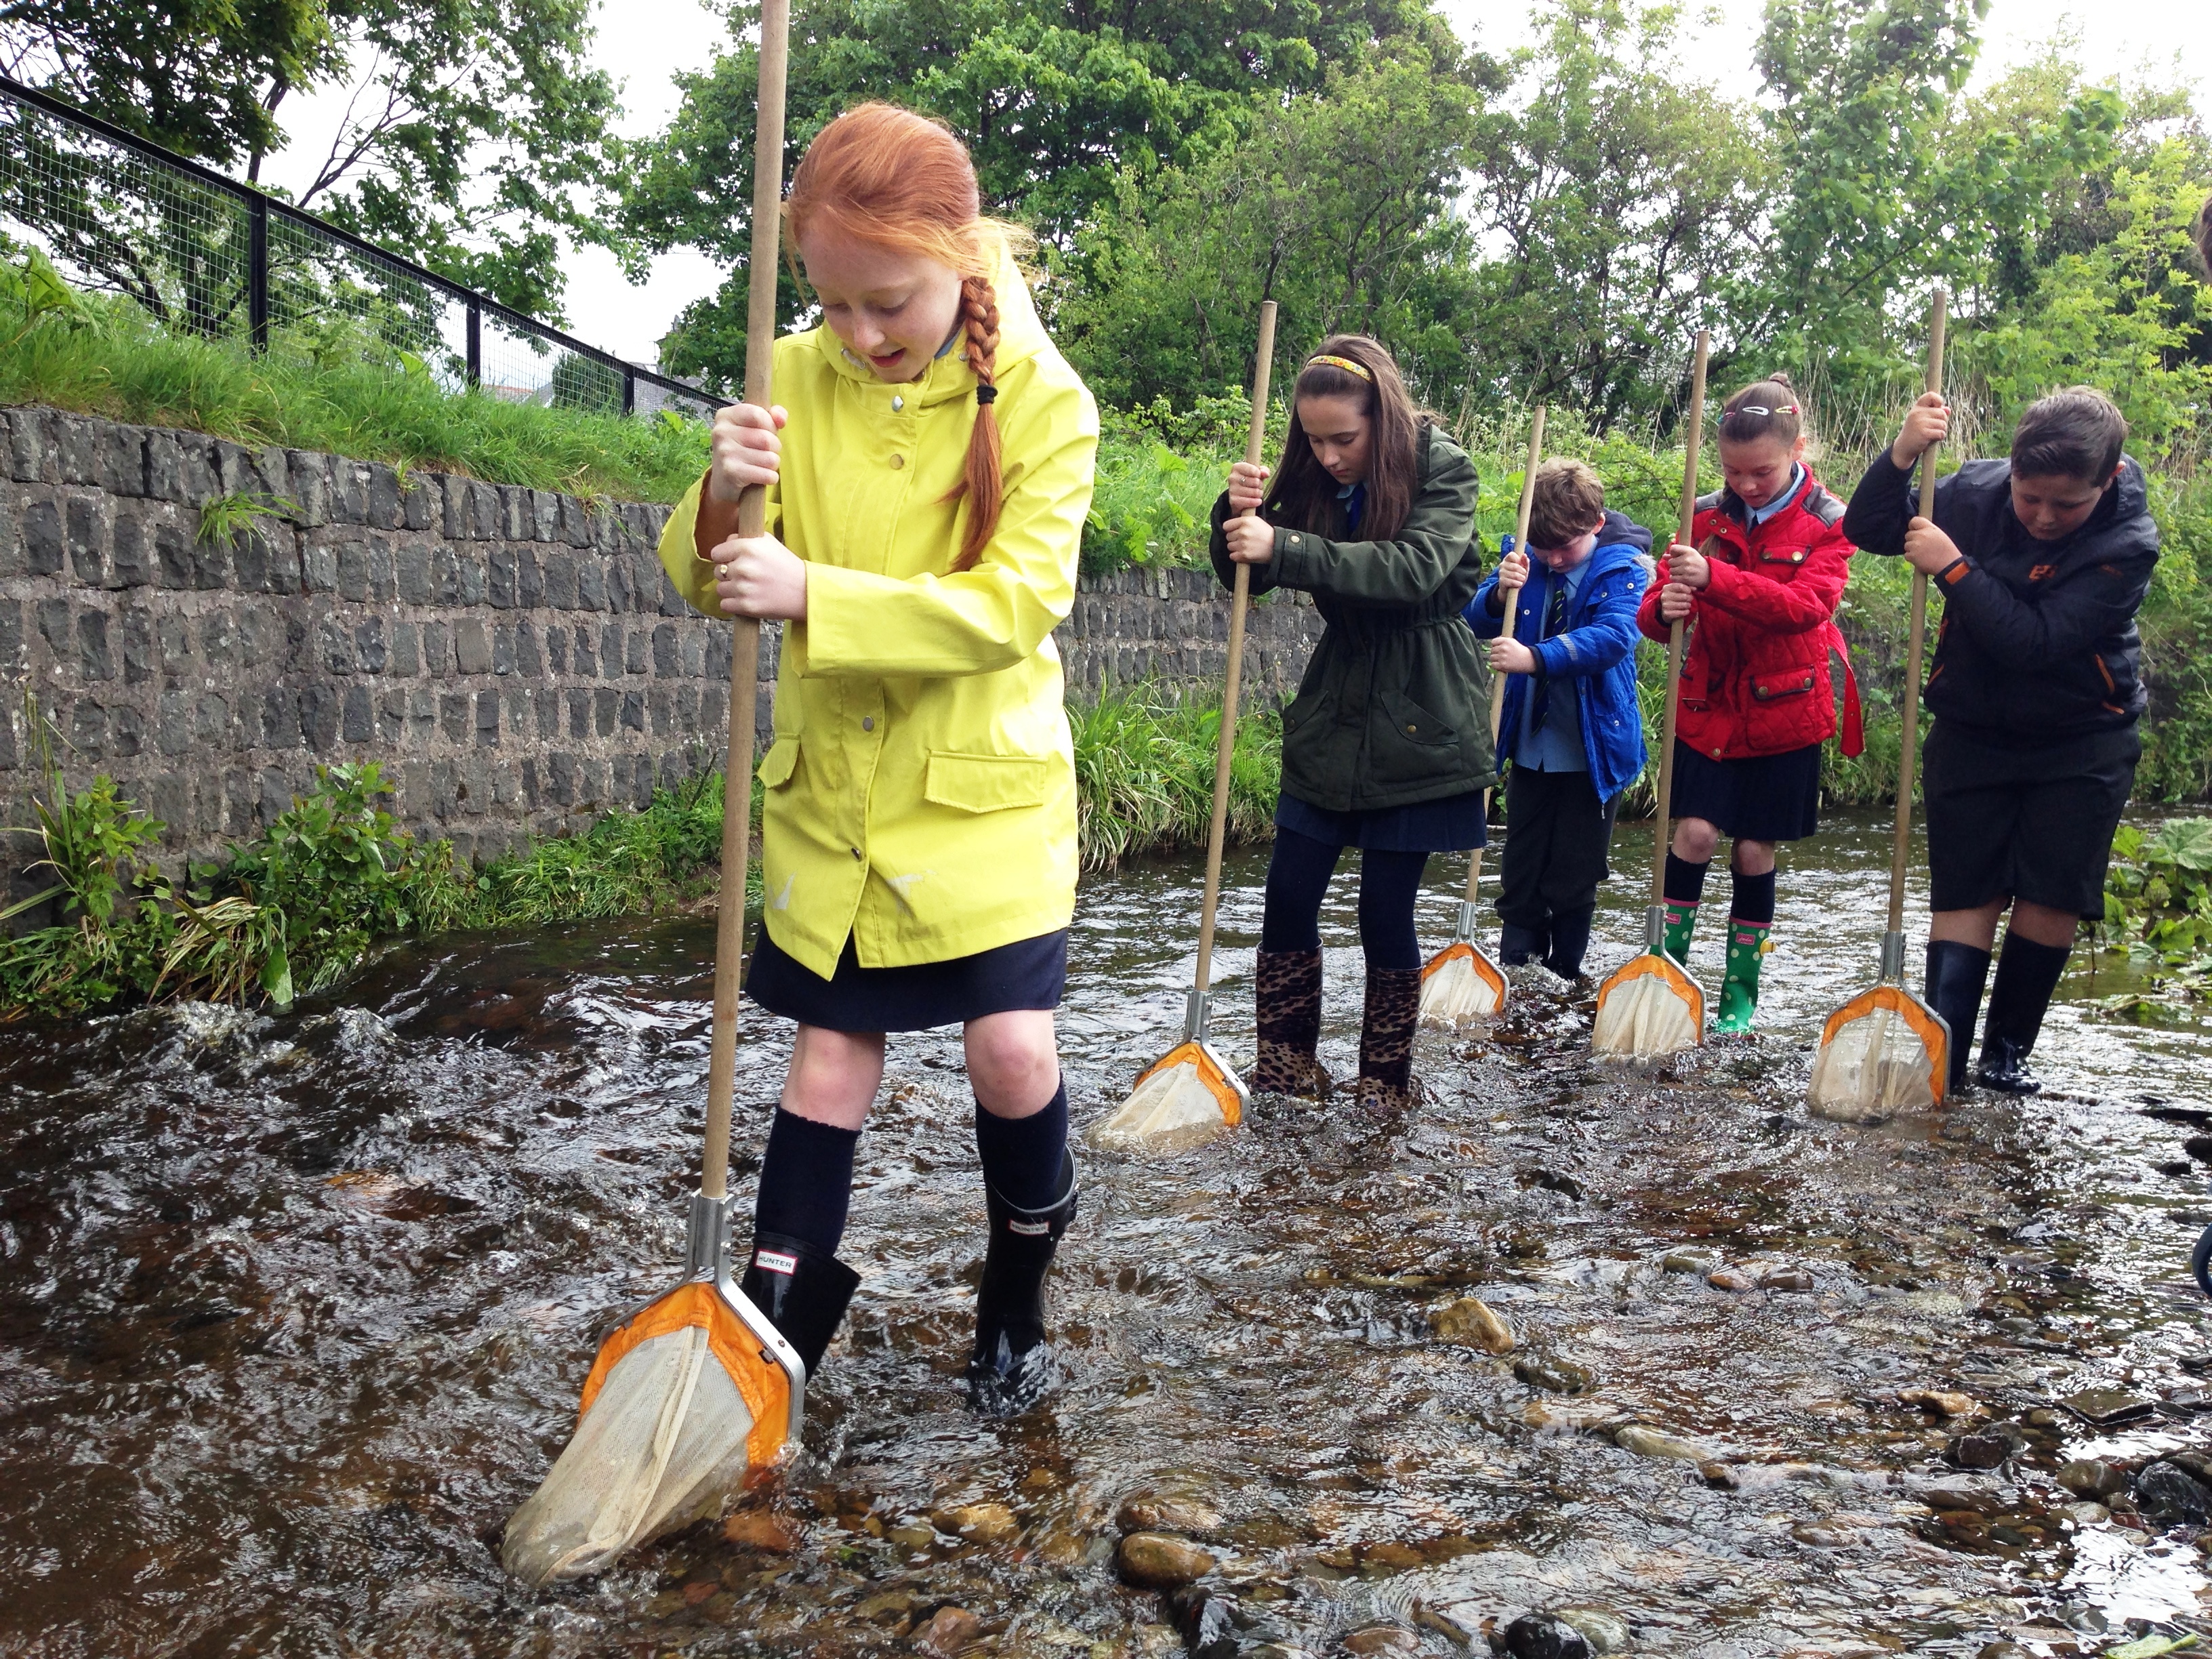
[1666, 740, 1822, 842]
[1923, 720, 2140, 918]
[745, 928, 1068, 1033]
[1275, 788, 1488, 853]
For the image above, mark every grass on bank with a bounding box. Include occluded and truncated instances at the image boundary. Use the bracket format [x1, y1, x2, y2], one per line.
[0, 253, 713, 503]
[3, 682, 1276, 1019]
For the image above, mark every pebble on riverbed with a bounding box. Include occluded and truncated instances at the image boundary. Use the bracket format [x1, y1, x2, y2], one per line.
[1502, 1611, 1594, 1659]
[1116, 1531, 1218, 1589]
[929, 1502, 1019, 1547]
[1116, 1492, 1225, 1536]
[1428, 1295, 1515, 1353]
[1614, 1422, 1708, 1461]
[1514, 1353, 1595, 1393]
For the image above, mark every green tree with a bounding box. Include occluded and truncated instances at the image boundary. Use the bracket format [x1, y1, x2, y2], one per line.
[0, 0, 336, 167]
[1, 0, 628, 322]
[1052, 44, 1492, 410]
[1462, 0, 1771, 430]
[629, 0, 1475, 388]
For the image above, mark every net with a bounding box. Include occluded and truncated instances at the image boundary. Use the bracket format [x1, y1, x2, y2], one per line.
[1418, 943, 1506, 1026]
[1807, 987, 1946, 1118]
[1092, 1042, 1242, 1152]
[502, 1282, 791, 1586]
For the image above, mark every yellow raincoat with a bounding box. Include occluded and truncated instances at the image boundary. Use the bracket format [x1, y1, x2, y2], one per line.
[657, 244, 1099, 979]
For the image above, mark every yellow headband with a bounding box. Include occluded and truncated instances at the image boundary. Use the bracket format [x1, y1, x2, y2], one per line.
[1305, 353, 1374, 383]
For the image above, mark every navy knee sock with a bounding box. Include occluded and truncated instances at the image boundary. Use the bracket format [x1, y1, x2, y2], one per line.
[1730, 866, 1776, 926]
[1664, 852, 1710, 906]
[975, 1080, 1069, 1210]
[1260, 827, 1342, 954]
[753, 1108, 861, 1258]
[1356, 848, 1431, 972]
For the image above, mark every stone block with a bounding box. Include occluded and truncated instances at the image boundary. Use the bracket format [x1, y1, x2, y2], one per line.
[101, 424, 146, 496]
[121, 609, 152, 683]
[286, 451, 331, 525]
[319, 616, 355, 674]
[390, 621, 420, 676]
[577, 557, 607, 613]
[301, 532, 337, 593]
[602, 622, 625, 676]
[544, 626, 567, 674]
[342, 685, 373, 743]
[5, 409, 43, 482]
[516, 547, 544, 608]
[468, 481, 500, 540]
[652, 622, 679, 676]
[420, 620, 449, 676]
[499, 485, 529, 539]
[329, 459, 369, 525]
[366, 464, 403, 529]
[300, 682, 341, 752]
[356, 617, 387, 674]
[202, 610, 238, 669]
[560, 495, 591, 548]
[607, 554, 634, 613]
[440, 693, 468, 743]
[565, 687, 589, 739]
[454, 619, 491, 675]
[396, 542, 432, 604]
[66, 699, 105, 760]
[572, 624, 596, 678]
[78, 611, 112, 680]
[337, 539, 372, 601]
[492, 624, 514, 676]
[156, 690, 193, 756]
[156, 521, 193, 589]
[24, 498, 62, 576]
[531, 491, 559, 541]
[430, 546, 459, 605]
[543, 550, 578, 609]
[401, 476, 436, 533]
[624, 626, 647, 674]
[455, 551, 487, 606]
[177, 435, 222, 508]
[621, 690, 644, 733]
[111, 705, 144, 758]
[515, 621, 541, 678]
[594, 687, 618, 737]
[650, 687, 673, 736]
[108, 500, 154, 588]
[488, 546, 516, 609]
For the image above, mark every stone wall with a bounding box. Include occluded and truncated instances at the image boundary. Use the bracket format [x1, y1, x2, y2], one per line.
[1, 409, 1320, 884]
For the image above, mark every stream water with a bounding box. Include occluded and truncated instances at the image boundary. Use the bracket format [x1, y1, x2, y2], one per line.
[7, 808, 2212, 1658]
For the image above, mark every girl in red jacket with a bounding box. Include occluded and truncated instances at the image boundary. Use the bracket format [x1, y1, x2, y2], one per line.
[1638, 376, 1862, 1031]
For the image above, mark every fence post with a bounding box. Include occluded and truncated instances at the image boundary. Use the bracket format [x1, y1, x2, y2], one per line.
[465, 301, 481, 386]
[623, 368, 636, 415]
[248, 196, 269, 351]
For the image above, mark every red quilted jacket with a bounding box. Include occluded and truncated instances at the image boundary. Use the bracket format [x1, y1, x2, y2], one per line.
[1635, 469, 1864, 761]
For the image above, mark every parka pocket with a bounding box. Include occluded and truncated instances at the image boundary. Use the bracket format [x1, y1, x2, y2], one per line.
[1380, 690, 1460, 747]
[758, 736, 801, 788]
[1750, 670, 1816, 703]
[924, 751, 1049, 813]
[1755, 546, 1811, 567]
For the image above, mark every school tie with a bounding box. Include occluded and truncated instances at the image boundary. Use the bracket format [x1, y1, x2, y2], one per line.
[1528, 573, 1570, 731]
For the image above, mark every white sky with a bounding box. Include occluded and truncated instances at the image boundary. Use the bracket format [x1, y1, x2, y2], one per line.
[258, 0, 2212, 374]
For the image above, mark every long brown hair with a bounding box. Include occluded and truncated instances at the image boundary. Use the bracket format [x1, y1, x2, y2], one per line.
[1263, 335, 1427, 540]
[785, 103, 1019, 571]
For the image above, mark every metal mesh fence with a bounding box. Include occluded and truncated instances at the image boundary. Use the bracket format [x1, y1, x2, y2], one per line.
[0, 75, 718, 419]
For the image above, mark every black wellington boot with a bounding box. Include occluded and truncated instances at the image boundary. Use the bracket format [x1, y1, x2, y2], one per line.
[1922, 939, 1992, 1098]
[966, 1150, 1080, 1416]
[1976, 933, 2071, 1095]
[1498, 922, 1549, 968]
[740, 1232, 863, 1379]
[1544, 907, 1596, 982]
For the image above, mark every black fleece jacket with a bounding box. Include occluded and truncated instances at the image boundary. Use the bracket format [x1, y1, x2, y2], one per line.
[1841, 449, 2160, 741]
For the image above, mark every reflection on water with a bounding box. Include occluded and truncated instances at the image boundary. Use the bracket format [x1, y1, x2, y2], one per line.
[3, 808, 2211, 1656]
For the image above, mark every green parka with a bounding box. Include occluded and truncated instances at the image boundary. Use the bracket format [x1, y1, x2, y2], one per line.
[1208, 422, 1494, 813]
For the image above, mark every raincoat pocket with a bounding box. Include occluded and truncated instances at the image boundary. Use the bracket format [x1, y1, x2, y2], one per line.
[758, 737, 801, 789]
[923, 752, 1050, 814]
[1750, 670, 1816, 703]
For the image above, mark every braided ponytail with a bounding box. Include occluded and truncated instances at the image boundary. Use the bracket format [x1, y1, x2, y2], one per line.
[952, 273, 1004, 571]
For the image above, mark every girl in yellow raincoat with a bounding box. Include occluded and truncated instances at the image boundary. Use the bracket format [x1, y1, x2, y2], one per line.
[656, 103, 1099, 1414]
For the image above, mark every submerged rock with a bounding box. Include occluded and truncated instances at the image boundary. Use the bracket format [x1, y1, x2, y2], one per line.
[1341, 1626, 1420, 1654]
[2135, 1460, 2212, 1524]
[2057, 1458, 2126, 1498]
[1614, 1422, 1707, 1461]
[916, 1606, 981, 1657]
[1502, 1612, 1593, 1659]
[1514, 1353, 1594, 1394]
[1118, 1531, 1217, 1589]
[1899, 1388, 1979, 1418]
[1556, 1607, 1631, 1654]
[1118, 1492, 1224, 1536]
[1429, 1296, 1515, 1353]
[931, 1502, 1019, 1546]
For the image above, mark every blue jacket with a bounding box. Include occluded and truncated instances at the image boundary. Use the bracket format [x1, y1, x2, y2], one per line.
[1463, 509, 1653, 802]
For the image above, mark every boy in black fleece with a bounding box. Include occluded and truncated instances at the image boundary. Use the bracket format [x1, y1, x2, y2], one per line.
[1843, 386, 2159, 1094]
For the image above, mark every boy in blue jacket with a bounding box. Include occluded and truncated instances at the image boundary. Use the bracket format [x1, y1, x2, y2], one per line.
[1465, 458, 1653, 981]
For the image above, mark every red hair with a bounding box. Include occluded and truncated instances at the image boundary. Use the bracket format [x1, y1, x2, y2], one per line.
[785, 103, 1015, 571]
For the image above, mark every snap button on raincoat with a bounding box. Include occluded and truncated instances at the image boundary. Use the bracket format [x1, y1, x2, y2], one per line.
[657, 243, 1099, 979]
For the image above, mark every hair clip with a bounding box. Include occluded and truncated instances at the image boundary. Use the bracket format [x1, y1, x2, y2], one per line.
[1305, 354, 1375, 383]
[1733, 404, 1799, 417]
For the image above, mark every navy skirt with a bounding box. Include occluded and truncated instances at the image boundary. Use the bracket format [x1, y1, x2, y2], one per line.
[746, 928, 1067, 1033]
[1275, 789, 1488, 853]
[1666, 741, 1822, 842]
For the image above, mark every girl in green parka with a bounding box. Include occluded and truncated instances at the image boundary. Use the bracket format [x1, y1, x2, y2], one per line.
[1209, 335, 1491, 1110]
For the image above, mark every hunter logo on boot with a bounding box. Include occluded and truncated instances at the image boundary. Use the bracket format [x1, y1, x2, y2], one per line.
[1008, 1218, 1052, 1236]
[754, 1248, 799, 1275]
